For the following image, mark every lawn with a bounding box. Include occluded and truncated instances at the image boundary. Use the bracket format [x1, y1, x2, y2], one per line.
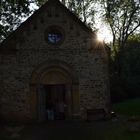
[113, 98, 140, 116]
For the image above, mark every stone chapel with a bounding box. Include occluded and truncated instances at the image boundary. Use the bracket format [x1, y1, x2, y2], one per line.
[0, 0, 110, 122]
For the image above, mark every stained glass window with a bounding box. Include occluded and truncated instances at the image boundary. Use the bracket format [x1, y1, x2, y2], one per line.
[48, 32, 62, 43]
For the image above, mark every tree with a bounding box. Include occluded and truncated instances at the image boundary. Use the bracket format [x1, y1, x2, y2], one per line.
[0, 0, 35, 42]
[119, 35, 140, 98]
[65, 0, 95, 27]
[110, 34, 140, 102]
[37, 0, 96, 27]
[102, 0, 140, 52]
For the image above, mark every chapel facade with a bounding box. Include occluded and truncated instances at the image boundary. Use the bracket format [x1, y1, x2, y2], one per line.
[0, 0, 110, 122]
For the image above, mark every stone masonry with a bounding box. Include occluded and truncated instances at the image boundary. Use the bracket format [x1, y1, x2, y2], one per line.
[0, 0, 110, 122]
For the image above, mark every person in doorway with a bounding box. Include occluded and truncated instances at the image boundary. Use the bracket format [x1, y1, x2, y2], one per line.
[46, 101, 54, 120]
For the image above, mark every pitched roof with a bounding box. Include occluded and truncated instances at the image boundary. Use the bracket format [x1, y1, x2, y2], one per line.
[0, 0, 96, 51]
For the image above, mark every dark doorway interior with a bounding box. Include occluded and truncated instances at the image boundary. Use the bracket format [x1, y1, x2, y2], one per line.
[45, 84, 66, 120]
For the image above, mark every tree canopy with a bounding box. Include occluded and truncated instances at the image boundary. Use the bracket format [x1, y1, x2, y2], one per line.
[102, 0, 140, 51]
[111, 34, 140, 102]
[0, 0, 36, 42]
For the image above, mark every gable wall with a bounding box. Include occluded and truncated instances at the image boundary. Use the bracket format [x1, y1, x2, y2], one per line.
[0, 2, 110, 121]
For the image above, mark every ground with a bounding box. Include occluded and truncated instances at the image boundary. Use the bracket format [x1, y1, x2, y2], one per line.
[0, 118, 140, 140]
[0, 98, 140, 140]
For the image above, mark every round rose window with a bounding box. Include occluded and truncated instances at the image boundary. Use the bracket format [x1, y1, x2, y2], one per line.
[45, 27, 64, 45]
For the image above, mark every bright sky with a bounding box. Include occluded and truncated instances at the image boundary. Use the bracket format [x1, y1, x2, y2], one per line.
[94, 2, 113, 43]
[96, 21, 113, 43]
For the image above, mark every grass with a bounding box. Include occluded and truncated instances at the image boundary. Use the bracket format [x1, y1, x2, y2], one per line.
[113, 98, 140, 116]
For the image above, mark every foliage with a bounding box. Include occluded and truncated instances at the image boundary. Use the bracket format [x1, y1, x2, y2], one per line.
[36, 0, 96, 28]
[113, 98, 140, 116]
[0, 0, 35, 42]
[103, 0, 140, 102]
[65, 0, 95, 27]
[110, 35, 140, 102]
[101, 0, 140, 52]
[120, 35, 140, 97]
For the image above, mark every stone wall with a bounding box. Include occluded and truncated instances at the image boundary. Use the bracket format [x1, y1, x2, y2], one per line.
[0, 1, 110, 121]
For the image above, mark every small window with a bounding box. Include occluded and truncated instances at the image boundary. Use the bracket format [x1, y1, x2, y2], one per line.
[45, 26, 64, 45]
[48, 31, 62, 44]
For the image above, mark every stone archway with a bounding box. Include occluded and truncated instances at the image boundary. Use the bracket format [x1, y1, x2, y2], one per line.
[30, 60, 79, 122]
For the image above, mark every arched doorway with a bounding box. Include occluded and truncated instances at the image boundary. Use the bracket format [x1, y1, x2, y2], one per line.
[30, 61, 79, 122]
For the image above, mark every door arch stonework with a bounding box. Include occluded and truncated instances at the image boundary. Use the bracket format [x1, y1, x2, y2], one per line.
[30, 60, 79, 121]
